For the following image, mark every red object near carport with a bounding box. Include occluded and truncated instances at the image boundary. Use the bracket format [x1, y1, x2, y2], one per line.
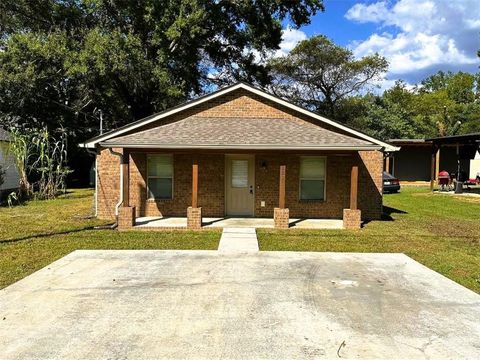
[438, 170, 451, 191]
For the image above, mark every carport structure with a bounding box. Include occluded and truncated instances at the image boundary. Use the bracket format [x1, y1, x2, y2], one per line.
[426, 133, 480, 191]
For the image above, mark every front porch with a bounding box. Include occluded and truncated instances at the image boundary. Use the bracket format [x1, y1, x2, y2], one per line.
[134, 216, 344, 230]
[114, 149, 369, 230]
[115, 150, 365, 231]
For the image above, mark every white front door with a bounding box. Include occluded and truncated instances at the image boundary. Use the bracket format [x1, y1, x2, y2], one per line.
[226, 155, 255, 216]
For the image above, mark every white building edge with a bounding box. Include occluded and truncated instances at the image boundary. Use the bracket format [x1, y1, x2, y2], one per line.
[0, 129, 20, 193]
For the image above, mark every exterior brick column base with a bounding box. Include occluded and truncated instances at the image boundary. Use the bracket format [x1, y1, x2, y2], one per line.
[343, 209, 362, 230]
[187, 207, 202, 230]
[118, 206, 136, 231]
[274, 208, 289, 229]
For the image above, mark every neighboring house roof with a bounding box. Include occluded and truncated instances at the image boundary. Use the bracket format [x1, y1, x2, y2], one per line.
[81, 82, 399, 151]
[388, 139, 426, 144]
[426, 133, 480, 145]
[388, 139, 428, 147]
[0, 128, 10, 142]
[102, 116, 377, 150]
[390, 134, 480, 147]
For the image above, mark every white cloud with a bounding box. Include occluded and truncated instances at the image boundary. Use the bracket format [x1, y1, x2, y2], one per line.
[345, 0, 480, 86]
[275, 27, 307, 57]
[244, 26, 307, 65]
[345, 1, 389, 23]
[245, 27, 307, 64]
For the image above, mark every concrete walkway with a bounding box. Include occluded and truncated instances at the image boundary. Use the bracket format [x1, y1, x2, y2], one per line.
[217, 227, 259, 253]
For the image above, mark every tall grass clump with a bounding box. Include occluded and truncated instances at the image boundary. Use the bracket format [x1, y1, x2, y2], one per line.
[7, 126, 72, 202]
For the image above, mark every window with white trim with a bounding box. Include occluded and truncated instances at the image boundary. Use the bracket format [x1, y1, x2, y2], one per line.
[300, 157, 326, 200]
[147, 154, 173, 199]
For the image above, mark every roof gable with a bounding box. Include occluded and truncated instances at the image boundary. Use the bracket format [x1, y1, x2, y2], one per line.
[81, 82, 398, 151]
[101, 116, 378, 150]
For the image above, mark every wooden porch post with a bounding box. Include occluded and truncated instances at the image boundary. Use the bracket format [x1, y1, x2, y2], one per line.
[122, 150, 129, 207]
[430, 145, 436, 191]
[192, 160, 198, 208]
[435, 147, 440, 182]
[350, 166, 358, 210]
[187, 158, 202, 229]
[385, 156, 390, 174]
[279, 165, 286, 209]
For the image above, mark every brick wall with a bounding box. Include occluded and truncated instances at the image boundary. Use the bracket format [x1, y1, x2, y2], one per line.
[254, 152, 382, 220]
[97, 150, 383, 221]
[255, 154, 351, 219]
[97, 148, 121, 220]
[130, 153, 224, 218]
[358, 151, 383, 220]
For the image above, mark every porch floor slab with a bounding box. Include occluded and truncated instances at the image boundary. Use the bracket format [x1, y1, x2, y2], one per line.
[134, 216, 344, 229]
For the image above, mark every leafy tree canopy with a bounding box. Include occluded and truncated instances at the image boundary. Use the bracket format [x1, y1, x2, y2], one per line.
[421, 71, 477, 104]
[0, 0, 324, 185]
[342, 72, 480, 141]
[268, 35, 388, 117]
[0, 0, 324, 137]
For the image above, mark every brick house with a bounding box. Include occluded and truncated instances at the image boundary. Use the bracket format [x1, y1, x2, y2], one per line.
[81, 83, 398, 230]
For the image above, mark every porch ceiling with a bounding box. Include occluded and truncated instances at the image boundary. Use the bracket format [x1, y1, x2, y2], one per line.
[100, 117, 380, 151]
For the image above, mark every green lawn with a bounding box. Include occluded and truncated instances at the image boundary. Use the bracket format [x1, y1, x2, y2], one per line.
[258, 187, 480, 293]
[0, 189, 220, 289]
[1, 188, 479, 293]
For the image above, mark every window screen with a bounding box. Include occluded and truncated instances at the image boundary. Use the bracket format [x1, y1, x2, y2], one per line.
[300, 157, 326, 200]
[147, 155, 173, 199]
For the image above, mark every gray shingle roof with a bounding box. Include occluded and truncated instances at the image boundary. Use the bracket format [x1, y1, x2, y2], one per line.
[102, 116, 376, 149]
[0, 128, 10, 142]
[82, 82, 399, 151]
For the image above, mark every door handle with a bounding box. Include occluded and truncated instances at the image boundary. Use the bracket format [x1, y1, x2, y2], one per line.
[249, 185, 253, 194]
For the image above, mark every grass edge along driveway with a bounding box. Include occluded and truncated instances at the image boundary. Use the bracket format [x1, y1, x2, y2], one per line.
[258, 187, 480, 293]
[0, 189, 220, 289]
[1, 187, 479, 293]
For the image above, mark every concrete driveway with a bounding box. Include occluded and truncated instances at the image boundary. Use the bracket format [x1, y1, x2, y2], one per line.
[1, 250, 479, 359]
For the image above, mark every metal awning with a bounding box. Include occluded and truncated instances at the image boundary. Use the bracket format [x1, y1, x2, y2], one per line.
[426, 133, 480, 145]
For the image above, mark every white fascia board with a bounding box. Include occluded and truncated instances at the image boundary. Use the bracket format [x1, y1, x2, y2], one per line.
[80, 83, 399, 152]
[98, 143, 382, 151]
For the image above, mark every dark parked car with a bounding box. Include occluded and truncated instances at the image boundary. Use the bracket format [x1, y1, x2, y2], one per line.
[383, 172, 400, 193]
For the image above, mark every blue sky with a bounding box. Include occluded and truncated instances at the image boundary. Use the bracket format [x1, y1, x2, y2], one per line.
[304, 1, 385, 46]
[278, 0, 480, 89]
